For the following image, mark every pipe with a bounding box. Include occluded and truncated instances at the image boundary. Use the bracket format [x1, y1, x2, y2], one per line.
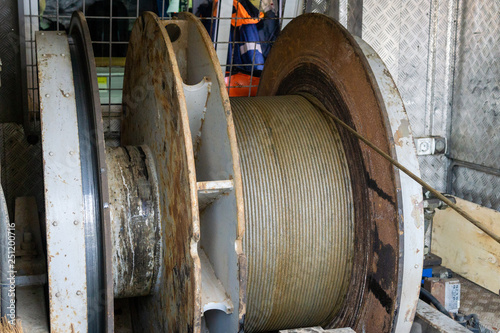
[419, 286, 452, 319]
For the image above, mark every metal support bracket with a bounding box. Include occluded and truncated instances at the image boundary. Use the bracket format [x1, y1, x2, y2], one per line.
[415, 137, 447, 155]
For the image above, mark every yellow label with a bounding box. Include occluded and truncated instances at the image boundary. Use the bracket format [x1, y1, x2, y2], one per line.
[97, 76, 107, 89]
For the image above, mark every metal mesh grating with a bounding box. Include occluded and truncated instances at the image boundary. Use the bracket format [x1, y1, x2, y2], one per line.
[17, 0, 500, 210]
[0, 123, 44, 222]
[20, 0, 305, 138]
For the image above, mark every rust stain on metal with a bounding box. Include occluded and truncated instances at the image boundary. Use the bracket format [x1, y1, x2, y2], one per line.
[393, 119, 411, 147]
[106, 146, 160, 298]
[258, 13, 400, 333]
[122, 12, 201, 332]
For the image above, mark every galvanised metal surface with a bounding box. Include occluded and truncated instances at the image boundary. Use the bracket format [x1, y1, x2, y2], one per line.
[339, 0, 500, 198]
[320, 0, 458, 192]
[449, 166, 500, 212]
[427, 0, 458, 141]
[355, 36, 424, 333]
[314, 1, 441, 191]
[37, 30, 88, 333]
[106, 146, 160, 298]
[337, 0, 362, 37]
[449, 0, 500, 206]
[232, 95, 354, 332]
[450, 0, 499, 169]
[457, 274, 500, 332]
[360, 0, 453, 192]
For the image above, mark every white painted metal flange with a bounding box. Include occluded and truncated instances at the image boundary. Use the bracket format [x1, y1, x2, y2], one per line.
[355, 37, 424, 333]
[122, 12, 245, 333]
[37, 31, 88, 333]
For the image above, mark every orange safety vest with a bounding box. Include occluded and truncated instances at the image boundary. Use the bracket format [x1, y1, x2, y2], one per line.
[212, 0, 264, 27]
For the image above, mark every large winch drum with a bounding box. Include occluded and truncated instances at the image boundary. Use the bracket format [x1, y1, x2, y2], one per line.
[37, 11, 423, 333]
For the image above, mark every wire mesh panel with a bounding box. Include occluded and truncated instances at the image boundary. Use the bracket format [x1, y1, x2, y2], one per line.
[20, 0, 303, 139]
[0, 123, 44, 221]
[19, 0, 500, 209]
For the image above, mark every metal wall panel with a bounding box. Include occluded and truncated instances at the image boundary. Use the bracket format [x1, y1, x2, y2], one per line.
[428, 0, 457, 139]
[329, 0, 449, 190]
[449, 0, 499, 169]
[359, 0, 456, 191]
[338, 0, 499, 198]
[450, 166, 500, 211]
[360, 0, 432, 139]
[447, 0, 499, 209]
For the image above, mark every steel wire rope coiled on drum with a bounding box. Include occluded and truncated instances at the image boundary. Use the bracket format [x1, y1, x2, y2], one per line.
[231, 96, 355, 331]
[122, 11, 424, 333]
[35, 9, 424, 333]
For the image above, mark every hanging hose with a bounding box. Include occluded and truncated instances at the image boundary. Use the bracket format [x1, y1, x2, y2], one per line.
[419, 287, 453, 319]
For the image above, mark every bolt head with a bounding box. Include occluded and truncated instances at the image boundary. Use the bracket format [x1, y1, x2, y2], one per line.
[52, 221, 58, 226]
[435, 140, 446, 153]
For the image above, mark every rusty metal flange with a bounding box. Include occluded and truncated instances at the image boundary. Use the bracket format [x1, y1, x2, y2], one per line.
[354, 36, 424, 333]
[121, 11, 423, 333]
[122, 11, 245, 333]
[258, 13, 423, 333]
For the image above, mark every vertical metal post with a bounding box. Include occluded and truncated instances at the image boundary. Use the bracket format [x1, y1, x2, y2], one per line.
[282, 0, 304, 28]
[216, 0, 233, 66]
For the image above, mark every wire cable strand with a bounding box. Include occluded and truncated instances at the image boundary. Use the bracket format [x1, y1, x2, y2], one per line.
[299, 92, 500, 245]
